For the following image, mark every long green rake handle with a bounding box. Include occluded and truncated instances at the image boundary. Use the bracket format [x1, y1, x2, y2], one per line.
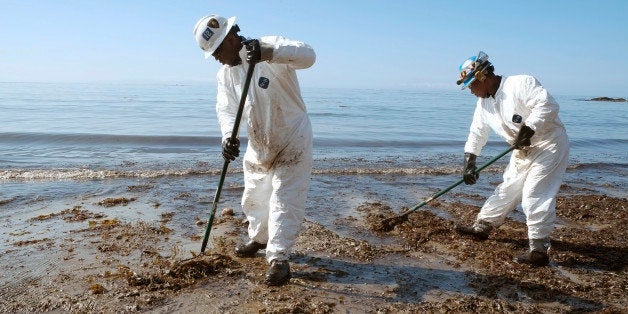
[200, 61, 256, 253]
[398, 145, 515, 217]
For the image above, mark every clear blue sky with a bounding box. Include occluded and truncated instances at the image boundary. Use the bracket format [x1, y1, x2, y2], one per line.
[1, 0, 626, 96]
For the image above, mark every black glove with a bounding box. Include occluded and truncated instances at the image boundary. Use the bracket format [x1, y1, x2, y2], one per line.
[243, 39, 261, 64]
[222, 137, 240, 161]
[463, 153, 479, 185]
[243, 39, 273, 64]
[514, 125, 535, 149]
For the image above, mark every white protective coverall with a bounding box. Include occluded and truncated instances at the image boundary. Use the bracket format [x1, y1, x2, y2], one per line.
[464, 75, 569, 243]
[216, 36, 315, 262]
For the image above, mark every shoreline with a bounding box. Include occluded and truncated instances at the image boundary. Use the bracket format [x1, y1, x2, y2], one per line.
[1, 172, 626, 312]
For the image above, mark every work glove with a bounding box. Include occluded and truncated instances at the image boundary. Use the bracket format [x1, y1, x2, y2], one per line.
[243, 39, 273, 64]
[463, 153, 479, 185]
[514, 124, 535, 149]
[222, 137, 240, 161]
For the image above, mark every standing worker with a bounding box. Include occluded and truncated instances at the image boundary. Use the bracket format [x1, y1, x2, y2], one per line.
[453, 51, 569, 266]
[193, 14, 316, 285]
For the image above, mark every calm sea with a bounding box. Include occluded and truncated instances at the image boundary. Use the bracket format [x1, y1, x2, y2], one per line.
[0, 81, 626, 194]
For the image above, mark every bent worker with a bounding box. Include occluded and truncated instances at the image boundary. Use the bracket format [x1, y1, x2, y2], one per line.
[193, 14, 315, 285]
[453, 51, 569, 266]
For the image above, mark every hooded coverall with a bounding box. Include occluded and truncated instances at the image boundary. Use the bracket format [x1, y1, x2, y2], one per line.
[464, 75, 569, 250]
[216, 36, 315, 262]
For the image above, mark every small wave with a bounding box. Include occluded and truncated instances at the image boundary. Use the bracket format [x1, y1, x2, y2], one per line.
[569, 138, 628, 148]
[313, 138, 468, 148]
[0, 168, 235, 181]
[2, 160, 625, 182]
[312, 166, 500, 175]
[0, 197, 16, 206]
[0, 132, 222, 147]
[568, 162, 628, 171]
[0, 165, 494, 181]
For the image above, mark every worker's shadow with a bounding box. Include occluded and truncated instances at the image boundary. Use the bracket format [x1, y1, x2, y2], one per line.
[553, 239, 627, 271]
[496, 238, 627, 271]
[290, 253, 603, 310]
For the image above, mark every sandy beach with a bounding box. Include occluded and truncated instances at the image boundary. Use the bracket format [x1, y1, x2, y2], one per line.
[0, 170, 625, 313]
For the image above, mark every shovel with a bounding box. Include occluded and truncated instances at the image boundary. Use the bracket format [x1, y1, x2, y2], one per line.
[378, 145, 515, 232]
[200, 59, 257, 253]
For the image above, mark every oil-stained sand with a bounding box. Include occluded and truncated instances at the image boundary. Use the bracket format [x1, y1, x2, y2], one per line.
[0, 181, 625, 313]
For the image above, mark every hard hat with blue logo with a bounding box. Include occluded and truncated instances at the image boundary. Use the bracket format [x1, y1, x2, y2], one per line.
[193, 14, 236, 59]
[457, 51, 492, 89]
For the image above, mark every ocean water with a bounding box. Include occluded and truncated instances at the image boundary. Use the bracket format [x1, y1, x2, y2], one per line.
[0, 81, 626, 264]
[0, 81, 626, 196]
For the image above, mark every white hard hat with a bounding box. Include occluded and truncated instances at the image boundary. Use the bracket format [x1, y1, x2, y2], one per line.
[193, 14, 236, 59]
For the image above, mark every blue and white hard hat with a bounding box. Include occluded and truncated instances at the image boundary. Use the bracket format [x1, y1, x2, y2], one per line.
[457, 51, 491, 89]
[193, 14, 236, 59]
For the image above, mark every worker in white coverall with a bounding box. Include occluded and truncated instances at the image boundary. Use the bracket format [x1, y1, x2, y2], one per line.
[453, 51, 569, 266]
[193, 14, 315, 285]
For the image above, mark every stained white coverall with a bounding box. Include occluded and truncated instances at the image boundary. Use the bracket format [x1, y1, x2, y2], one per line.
[464, 75, 569, 248]
[216, 36, 315, 262]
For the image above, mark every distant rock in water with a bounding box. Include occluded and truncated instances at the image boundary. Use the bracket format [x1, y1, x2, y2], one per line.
[586, 97, 626, 102]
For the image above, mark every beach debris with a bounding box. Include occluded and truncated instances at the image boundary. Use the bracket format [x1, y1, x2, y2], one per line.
[174, 192, 191, 200]
[90, 283, 108, 294]
[63, 206, 105, 222]
[377, 214, 409, 232]
[195, 216, 205, 226]
[221, 207, 235, 217]
[116, 254, 242, 292]
[356, 201, 403, 232]
[170, 254, 240, 279]
[30, 206, 104, 222]
[33, 213, 55, 221]
[12, 238, 51, 246]
[88, 219, 120, 227]
[126, 184, 153, 192]
[97, 197, 136, 207]
[160, 212, 175, 223]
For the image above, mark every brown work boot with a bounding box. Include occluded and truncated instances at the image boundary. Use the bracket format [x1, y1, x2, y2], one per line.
[454, 220, 492, 240]
[264, 259, 291, 286]
[516, 250, 550, 266]
[234, 240, 266, 258]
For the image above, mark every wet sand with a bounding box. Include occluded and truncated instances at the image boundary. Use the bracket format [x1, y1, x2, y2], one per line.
[0, 172, 626, 313]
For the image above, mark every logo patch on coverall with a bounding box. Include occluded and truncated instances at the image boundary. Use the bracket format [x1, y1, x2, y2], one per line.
[512, 114, 523, 123]
[258, 77, 270, 89]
